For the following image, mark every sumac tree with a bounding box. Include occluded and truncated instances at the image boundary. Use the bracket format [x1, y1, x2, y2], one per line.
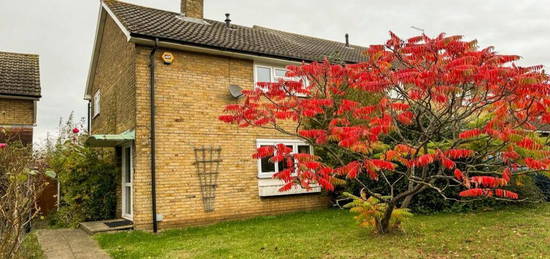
[220, 32, 550, 233]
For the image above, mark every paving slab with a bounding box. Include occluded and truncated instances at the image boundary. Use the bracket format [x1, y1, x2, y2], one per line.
[36, 229, 110, 259]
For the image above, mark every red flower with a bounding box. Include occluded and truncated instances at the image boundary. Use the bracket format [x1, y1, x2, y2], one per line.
[72, 128, 80, 134]
[0, 143, 7, 149]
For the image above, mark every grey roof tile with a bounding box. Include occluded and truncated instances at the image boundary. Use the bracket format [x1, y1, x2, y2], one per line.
[104, 0, 368, 63]
[0, 51, 41, 98]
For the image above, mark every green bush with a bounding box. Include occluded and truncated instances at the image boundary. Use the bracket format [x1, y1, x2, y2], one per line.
[47, 142, 117, 227]
[43, 114, 117, 227]
[534, 173, 550, 201]
[334, 173, 545, 215]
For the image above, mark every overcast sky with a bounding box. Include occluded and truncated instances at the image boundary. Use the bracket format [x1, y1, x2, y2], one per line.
[1, 0, 549, 143]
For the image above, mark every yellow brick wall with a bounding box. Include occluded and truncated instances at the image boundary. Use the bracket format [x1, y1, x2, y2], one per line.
[90, 16, 136, 135]
[0, 98, 34, 125]
[133, 47, 328, 230]
[89, 15, 136, 218]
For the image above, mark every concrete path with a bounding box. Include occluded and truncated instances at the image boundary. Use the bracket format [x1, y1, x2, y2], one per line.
[36, 229, 111, 259]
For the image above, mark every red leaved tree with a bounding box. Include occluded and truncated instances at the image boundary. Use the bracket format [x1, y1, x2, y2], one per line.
[220, 32, 550, 233]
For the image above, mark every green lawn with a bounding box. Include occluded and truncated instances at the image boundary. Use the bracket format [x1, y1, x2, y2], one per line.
[96, 204, 550, 258]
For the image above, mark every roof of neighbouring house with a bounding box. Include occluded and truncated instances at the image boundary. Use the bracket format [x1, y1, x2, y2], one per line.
[102, 0, 369, 63]
[0, 51, 41, 98]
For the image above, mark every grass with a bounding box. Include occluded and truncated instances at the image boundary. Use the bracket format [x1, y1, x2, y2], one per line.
[96, 204, 550, 258]
[16, 232, 44, 259]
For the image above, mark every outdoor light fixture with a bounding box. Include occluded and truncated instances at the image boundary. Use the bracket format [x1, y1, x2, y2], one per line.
[162, 52, 174, 64]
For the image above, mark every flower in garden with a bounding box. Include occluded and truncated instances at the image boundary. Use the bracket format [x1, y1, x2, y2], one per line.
[72, 128, 80, 134]
[0, 143, 6, 149]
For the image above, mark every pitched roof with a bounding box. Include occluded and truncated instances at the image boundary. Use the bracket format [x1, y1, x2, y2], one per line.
[0, 51, 41, 98]
[103, 0, 368, 63]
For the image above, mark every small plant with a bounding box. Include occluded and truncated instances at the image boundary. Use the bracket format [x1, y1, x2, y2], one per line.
[343, 191, 412, 233]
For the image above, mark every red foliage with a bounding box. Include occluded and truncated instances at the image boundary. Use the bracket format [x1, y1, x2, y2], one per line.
[517, 137, 542, 150]
[445, 149, 474, 160]
[524, 158, 548, 170]
[440, 157, 456, 169]
[494, 189, 519, 199]
[458, 129, 482, 139]
[414, 154, 435, 167]
[459, 188, 493, 198]
[252, 146, 274, 159]
[470, 176, 507, 188]
[219, 31, 550, 201]
[453, 169, 464, 181]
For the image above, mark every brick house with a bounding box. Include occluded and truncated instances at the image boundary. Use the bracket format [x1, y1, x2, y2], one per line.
[0, 51, 41, 145]
[84, 0, 367, 231]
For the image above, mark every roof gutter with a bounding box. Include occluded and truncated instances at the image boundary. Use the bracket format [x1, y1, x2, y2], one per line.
[149, 38, 159, 233]
[129, 35, 303, 66]
[0, 94, 40, 100]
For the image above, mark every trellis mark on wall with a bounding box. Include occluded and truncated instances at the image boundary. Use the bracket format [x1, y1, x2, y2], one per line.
[193, 146, 222, 212]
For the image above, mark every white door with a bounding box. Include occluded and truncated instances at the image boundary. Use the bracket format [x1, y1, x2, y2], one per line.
[121, 144, 133, 220]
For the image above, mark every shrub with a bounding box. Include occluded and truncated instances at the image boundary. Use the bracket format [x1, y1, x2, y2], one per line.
[0, 142, 46, 258]
[44, 114, 117, 227]
[335, 173, 545, 215]
[533, 173, 550, 201]
[343, 192, 412, 233]
[47, 141, 117, 227]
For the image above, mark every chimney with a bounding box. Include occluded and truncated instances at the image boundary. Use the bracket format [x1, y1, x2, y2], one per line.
[345, 33, 350, 47]
[225, 13, 231, 28]
[181, 0, 204, 19]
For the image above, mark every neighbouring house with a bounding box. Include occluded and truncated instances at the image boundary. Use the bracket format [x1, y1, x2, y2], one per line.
[0, 51, 55, 215]
[84, 0, 367, 231]
[0, 51, 41, 145]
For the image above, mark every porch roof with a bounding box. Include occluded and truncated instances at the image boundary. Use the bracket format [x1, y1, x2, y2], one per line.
[85, 130, 135, 147]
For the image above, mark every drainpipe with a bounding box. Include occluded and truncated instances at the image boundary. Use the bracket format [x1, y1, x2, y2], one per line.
[87, 101, 91, 133]
[149, 38, 159, 233]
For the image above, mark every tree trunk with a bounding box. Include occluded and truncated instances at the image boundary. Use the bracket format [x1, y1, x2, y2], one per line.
[378, 202, 395, 234]
[400, 194, 414, 208]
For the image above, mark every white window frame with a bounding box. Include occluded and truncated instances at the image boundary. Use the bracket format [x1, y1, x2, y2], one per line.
[256, 139, 313, 179]
[121, 143, 133, 220]
[93, 90, 101, 118]
[253, 64, 308, 96]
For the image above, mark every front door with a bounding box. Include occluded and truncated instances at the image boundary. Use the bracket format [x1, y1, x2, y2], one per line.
[121, 144, 133, 220]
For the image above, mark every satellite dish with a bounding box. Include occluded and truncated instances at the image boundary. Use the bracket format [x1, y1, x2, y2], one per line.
[229, 85, 243, 98]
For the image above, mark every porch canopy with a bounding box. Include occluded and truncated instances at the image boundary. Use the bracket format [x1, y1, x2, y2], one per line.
[85, 130, 135, 147]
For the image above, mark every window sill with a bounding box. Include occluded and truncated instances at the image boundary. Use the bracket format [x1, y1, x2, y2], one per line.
[258, 178, 321, 197]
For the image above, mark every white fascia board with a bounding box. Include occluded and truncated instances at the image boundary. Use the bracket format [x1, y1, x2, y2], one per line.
[84, 2, 132, 100]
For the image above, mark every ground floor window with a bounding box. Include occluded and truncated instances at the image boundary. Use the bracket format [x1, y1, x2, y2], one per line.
[256, 139, 312, 179]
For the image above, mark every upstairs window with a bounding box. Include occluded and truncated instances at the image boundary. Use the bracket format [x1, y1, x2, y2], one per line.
[256, 139, 312, 179]
[254, 65, 308, 96]
[93, 90, 101, 118]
